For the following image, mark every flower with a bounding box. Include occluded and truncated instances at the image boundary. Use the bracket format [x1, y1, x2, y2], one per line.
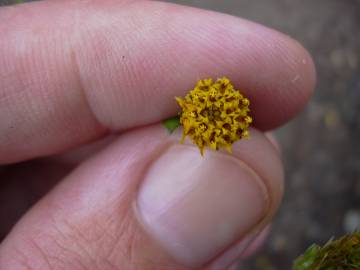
[176, 77, 252, 155]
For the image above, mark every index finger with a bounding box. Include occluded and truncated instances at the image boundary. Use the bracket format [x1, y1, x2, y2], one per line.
[0, 0, 315, 164]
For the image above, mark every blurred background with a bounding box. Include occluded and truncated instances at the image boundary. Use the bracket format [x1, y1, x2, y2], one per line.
[1, 0, 359, 269]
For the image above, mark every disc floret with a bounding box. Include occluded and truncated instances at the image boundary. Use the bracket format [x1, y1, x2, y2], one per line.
[176, 77, 252, 155]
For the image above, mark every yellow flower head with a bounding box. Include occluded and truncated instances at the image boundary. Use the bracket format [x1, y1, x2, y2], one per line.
[176, 77, 252, 155]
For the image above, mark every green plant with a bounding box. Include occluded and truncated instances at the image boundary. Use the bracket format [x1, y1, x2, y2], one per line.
[293, 231, 360, 270]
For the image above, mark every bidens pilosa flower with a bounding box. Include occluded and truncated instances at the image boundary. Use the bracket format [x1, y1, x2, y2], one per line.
[176, 77, 252, 155]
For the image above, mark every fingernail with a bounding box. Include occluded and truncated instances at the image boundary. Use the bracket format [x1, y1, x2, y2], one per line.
[136, 145, 269, 267]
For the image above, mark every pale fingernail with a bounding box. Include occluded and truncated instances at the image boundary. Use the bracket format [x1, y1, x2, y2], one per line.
[137, 145, 269, 267]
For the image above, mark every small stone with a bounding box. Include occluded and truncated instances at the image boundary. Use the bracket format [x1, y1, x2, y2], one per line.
[343, 210, 360, 233]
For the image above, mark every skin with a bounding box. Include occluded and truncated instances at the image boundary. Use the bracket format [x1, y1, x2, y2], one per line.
[0, 0, 316, 269]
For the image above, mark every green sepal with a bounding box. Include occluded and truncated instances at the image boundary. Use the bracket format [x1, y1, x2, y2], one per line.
[163, 116, 181, 133]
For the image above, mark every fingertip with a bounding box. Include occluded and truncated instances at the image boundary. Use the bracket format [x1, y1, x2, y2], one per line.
[246, 31, 316, 130]
[136, 126, 283, 268]
[239, 224, 271, 259]
[0, 125, 283, 270]
[265, 132, 281, 155]
[281, 35, 317, 116]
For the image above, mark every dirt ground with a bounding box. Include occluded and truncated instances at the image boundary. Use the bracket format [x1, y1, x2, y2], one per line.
[1, 0, 359, 269]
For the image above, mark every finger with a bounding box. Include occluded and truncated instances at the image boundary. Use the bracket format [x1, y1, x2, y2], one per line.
[0, 136, 117, 240]
[265, 132, 281, 154]
[50, 134, 118, 165]
[0, 159, 72, 241]
[0, 125, 283, 270]
[239, 225, 271, 259]
[0, 0, 316, 164]
[227, 225, 271, 269]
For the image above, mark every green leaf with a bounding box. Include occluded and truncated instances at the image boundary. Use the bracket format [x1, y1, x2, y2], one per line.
[163, 116, 181, 133]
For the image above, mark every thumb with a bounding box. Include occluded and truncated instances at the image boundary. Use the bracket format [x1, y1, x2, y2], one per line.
[0, 124, 283, 270]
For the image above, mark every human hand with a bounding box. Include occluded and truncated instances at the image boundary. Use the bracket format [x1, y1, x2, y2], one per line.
[0, 1, 316, 269]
